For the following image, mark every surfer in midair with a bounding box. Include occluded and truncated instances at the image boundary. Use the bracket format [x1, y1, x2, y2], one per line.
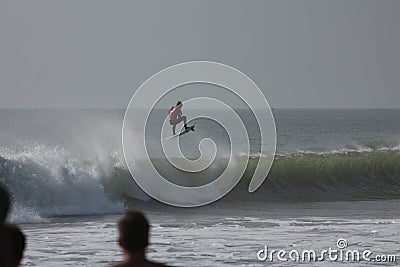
[168, 101, 188, 135]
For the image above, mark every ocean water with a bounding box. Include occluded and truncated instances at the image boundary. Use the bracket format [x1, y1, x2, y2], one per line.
[1, 109, 400, 266]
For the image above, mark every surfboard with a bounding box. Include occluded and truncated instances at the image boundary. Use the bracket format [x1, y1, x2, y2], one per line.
[165, 122, 196, 139]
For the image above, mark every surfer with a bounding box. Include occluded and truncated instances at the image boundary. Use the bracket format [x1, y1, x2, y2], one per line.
[168, 101, 188, 135]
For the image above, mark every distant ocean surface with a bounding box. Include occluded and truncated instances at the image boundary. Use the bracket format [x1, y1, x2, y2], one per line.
[1, 109, 399, 266]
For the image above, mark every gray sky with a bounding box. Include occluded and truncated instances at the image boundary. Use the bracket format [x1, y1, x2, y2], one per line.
[1, 0, 399, 108]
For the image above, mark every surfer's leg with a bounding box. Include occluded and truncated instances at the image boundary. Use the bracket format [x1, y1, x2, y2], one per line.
[182, 116, 188, 129]
[170, 119, 178, 135]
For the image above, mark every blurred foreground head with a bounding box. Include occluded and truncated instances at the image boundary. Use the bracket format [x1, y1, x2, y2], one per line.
[0, 224, 26, 267]
[118, 211, 149, 252]
[0, 184, 10, 222]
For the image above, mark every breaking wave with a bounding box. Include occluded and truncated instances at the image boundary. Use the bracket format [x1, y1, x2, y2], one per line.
[1, 144, 400, 223]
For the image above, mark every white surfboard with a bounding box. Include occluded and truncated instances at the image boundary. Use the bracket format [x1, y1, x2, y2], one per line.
[165, 122, 196, 139]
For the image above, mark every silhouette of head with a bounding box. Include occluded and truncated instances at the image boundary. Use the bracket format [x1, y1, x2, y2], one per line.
[0, 224, 25, 267]
[176, 101, 183, 109]
[0, 184, 10, 222]
[7, 224, 25, 265]
[118, 211, 150, 253]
